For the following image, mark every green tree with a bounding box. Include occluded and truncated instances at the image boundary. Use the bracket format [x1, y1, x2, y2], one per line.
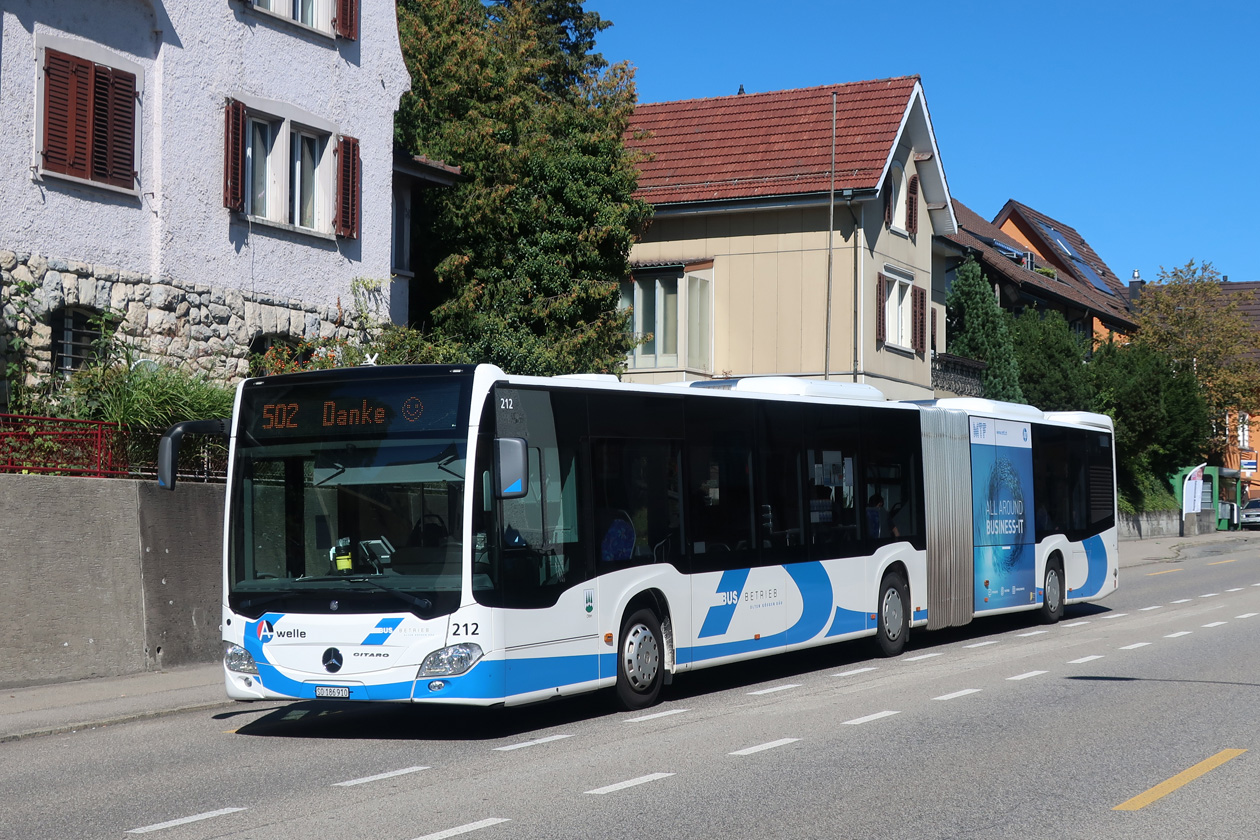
[946, 256, 1024, 402]
[1088, 339, 1210, 507]
[1008, 308, 1091, 411]
[1131, 260, 1259, 456]
[394, 0, 652, 375]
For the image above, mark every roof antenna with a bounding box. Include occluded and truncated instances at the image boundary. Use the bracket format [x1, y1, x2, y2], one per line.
[737, 84, 745, 94]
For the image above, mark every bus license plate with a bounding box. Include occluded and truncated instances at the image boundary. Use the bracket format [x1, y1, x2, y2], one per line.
[315, 686, 350, 699]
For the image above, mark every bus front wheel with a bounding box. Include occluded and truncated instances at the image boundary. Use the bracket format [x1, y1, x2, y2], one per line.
[874, 571, 909, 657]
[615, 608, 664, 710]
[1040, 560, 1065, 624]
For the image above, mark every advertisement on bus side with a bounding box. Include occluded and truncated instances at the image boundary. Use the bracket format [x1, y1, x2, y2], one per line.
[971, 417, 1035, 611]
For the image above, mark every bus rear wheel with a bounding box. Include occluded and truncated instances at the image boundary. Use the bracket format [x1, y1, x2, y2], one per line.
[615, 608, 664, 710]
[1040, 560, 1065, 624]
[874, 571, 909, 657]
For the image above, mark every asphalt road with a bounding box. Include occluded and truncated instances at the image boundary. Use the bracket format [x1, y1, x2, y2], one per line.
[5, 543, 1260, 839]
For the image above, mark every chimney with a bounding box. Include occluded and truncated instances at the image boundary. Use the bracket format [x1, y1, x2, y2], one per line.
[1128, 269, 1145, 309]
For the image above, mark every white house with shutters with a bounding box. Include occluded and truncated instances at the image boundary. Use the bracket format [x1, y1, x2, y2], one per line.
[0, 0, 409, 388]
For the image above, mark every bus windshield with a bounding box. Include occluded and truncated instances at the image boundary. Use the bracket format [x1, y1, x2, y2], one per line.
[227, 370, 473, 618]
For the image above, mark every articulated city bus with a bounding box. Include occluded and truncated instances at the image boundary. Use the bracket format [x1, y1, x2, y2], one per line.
[158, 363, 1117, 710]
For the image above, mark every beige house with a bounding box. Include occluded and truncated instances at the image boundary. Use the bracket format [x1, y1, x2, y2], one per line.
[623, 76, 956, 400]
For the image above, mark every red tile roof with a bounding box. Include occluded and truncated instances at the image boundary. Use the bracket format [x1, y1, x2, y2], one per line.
[627, 76, 920, 206]
[994, 201, 1129, 302]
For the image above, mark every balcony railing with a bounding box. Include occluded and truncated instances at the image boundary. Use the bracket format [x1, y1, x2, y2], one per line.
[931, 352, 987, 398]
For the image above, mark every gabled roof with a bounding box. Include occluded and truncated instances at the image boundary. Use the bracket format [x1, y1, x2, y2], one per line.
[945, 199, 1135, 330]
[627, 76, 955, 233]
[993, 200, 1129, 303]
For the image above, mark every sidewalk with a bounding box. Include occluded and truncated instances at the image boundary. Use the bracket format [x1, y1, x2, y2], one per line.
[2, 529, 1255, 743]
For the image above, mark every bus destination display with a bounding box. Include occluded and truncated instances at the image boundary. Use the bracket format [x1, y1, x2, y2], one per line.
[241, 378, 466, 440]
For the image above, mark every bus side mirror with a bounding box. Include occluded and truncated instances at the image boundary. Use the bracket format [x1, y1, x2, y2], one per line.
[158, 419, 229, 490]
[494, 437, 528, 499]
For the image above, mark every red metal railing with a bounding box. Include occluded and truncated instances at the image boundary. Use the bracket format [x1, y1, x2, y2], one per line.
[0, 413, 128, 477]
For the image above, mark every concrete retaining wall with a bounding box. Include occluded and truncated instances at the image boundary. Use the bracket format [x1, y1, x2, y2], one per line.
[0, 474, 223, 689]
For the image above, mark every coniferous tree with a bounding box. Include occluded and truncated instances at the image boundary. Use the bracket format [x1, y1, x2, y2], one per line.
[1008, 308, 1091, 411]
[946, 256, 1024, 402]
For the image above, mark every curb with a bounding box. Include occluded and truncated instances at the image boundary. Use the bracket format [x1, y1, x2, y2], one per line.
[0, 699, 237, 745]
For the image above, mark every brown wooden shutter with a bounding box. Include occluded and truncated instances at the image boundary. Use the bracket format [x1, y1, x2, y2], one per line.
[335, 134, 360, 239]
[906, 174, 920, 235]
[875, 273, 887, 344]
[91, 64, 136, 189]
[912, 285, 926, 354]
[43, 49, 93, 181]
[334, 0, 359, 40]
[223, 100, 246, 211]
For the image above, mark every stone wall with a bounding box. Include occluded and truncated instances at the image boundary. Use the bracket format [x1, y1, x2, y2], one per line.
[1, 249, 361, 386]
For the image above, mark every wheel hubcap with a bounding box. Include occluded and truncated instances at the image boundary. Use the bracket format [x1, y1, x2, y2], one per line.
[622, 623, 660, 691]
[882, 588, 903, 640]
[1046, 570, 1061, 611]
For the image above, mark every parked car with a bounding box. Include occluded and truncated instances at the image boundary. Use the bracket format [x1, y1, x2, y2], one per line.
[1241, 499, 1260, 529]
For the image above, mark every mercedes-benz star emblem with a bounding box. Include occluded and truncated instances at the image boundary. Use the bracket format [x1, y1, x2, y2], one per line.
[322, 648, 343, 673]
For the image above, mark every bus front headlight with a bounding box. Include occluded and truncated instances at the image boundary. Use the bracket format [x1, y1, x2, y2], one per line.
[418, 643, 483, 677]
[224, 643, 259, 674]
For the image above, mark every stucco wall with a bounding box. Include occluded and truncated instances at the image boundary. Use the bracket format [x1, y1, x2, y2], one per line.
[0, 474, 224, 689]
[0, 0, 407, 325]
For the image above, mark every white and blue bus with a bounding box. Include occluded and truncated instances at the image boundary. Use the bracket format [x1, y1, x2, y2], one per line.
[158, 363, 1118, 710]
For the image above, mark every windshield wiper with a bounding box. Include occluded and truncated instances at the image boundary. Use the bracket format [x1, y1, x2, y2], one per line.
[295, 574, 434, 614]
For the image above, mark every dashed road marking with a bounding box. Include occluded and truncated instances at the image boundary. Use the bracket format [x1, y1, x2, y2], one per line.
[1165, 631, 1192, 638]
[934, 689, 982, 701]
[127, 808, 247, 834]
[1202, 622, 1227, 628]
[1201, 593, 1220, 598]
[843, 710, 901, 725]
[964, 640, 999, 648]
[1140, 606, 1162, 611]
[627, 708, 690, 723]
[410, 818, 511, 839]
[832, 667, 878, 677]
[1237, 613, 1259, 619]
[1017, 630, 1049, 637]
[903, 653, 942, 662]
[1114, 750, 1247, 811]
[1171, 599, 1192, 604]
[1007, 671, 1047, 681]
[586, 773, 674, 795]
[749, 684, 800, 696]
[1062, 621, 1090, 627]
[493, 735, 573, 752]
[1120, 642, 1151, 650]
[1069, 655, 1104, 664]
[729, 738, 800, 756]
[335, 766, 431, 786]
[1102, 613, 1128, 619]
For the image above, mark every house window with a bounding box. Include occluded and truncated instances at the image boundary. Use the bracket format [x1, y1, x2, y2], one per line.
[53, 307, 104, 374]
[1240, 413, 1250, 450]
[247, 0, 358, 39]
[887, 161, 906, 231]
[876, 269, 926, 354]
[391, 187, 412, 274]
[622, 269, 711, 371]
[38, 46, 140, 191]
[224, 100, 358, 238]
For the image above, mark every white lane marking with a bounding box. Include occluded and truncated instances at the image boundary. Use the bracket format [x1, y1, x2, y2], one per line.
[1227, 588, 1244, 592]
[903, 652, 942, 662]
[1253, 583, 1260, 587]
[1017, 630, 1049, 637]
[1008, 671, 1048, 681]
[1120, 642, 1151, 650]
[832, 666, 878, 677]
[965, 640, 999, 648]
[844, 710, 900, 725]
[729, 738, 800, 756]
[585, 773, 674, 795]
[1062, 621, 1090, 627]
[1171, 599, 1192, 604]
[1201, 593, 1220, 598]
[1069, 655, 1104, 664]
[627, 708, 690, 723]
[1237, 613, 1259, 619]
[1202, 622, 1227, 628]
[934, 688, 982, 701]
[127, 808, 246, 834]
[493, 734, 573, 752]
[1165, 631, 1193, 638]
[410, 818, 511, 840]
[335, 766, 431, 786]
[749, 684, 801, 695]
[1102, 613, 1128, 619]
[1140, 606, 1162, 611]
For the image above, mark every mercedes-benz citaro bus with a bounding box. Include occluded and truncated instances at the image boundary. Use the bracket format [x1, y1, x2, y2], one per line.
[157, 363, 1118, 711]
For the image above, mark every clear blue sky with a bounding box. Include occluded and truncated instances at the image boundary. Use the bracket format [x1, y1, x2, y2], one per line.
[590, 0, 1258, 285]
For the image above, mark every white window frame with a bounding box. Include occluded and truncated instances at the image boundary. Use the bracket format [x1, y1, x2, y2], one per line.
[233, 95, 338, 238]
[623, 268, 712, 372]
[882, 266, 914, 352]
[32, 33, 145, 196]
[248, 0, 336, 38]
[290, 127, 326, 231]
[889, 161, 908, 233]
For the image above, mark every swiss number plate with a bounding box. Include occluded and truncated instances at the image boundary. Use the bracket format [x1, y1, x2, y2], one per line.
[315, 686, 351, 699]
